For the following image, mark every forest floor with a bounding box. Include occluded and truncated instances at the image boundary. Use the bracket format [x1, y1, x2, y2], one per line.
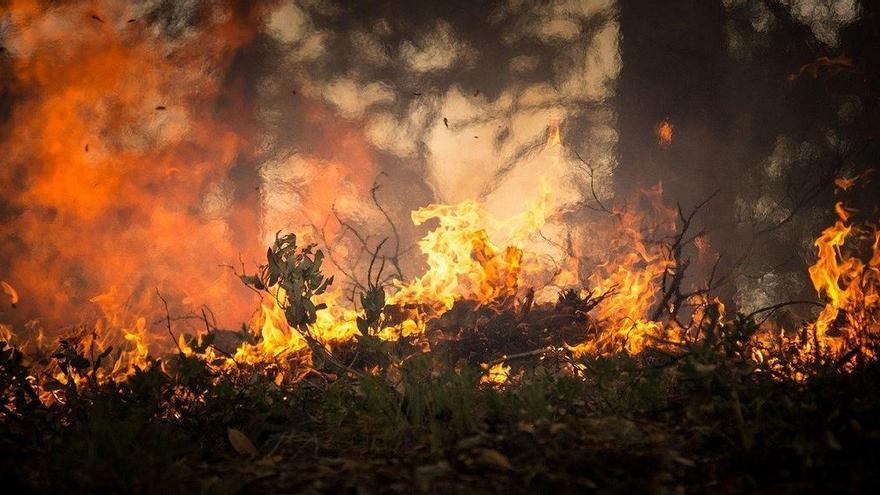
[2, 300, 880, 494]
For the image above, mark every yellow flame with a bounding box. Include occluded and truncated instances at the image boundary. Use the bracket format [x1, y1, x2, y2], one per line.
[803, 204, 879, 363]
[480, 362, 511, 385]
[389, 180, 551, 315]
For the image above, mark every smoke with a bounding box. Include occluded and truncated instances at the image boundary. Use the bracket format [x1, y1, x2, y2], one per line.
[0, 0, 271, 327]
[0, 0, 622, 330]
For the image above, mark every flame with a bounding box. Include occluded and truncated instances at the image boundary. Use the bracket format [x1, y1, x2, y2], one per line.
[806, 207, 879, 361]
[89, 287, 154, 379]
[834, 201, 858, 222]
[656, 119, 673, 147]
[570, 184, 678, 355]
[835, 177, 856, 191]
[834, 169, 874, 193]
[0, 0, 270, 328]
[480, 362, 511, 386]
[0, 9, 876, 397]
[1, 282, 19, 307]
[389, 180, 551, 314]
[4, 174, 879, 395]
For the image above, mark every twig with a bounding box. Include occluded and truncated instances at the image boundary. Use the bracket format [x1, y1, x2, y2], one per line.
[367, 238, 389, 288]
[371, 177, 405, 280]
[156, 289, 183, 354]
[651, 189, 720, 322]
[573, 150, 613, 214]
[487, 346, 557, 367]
[744, 299, 824, 326]
[755, 141, 869, 237]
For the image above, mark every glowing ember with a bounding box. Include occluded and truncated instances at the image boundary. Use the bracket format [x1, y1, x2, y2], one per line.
[656, 119, 674, 146]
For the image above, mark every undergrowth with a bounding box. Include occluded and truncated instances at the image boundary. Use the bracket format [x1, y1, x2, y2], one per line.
[2, 321, 879, 493]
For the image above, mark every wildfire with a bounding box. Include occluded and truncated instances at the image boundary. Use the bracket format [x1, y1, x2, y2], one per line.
[0, 2, 876, 392]
[2, 176, 878, 397]
[806, 203, 879, 362]
[570, 184, 679, 355]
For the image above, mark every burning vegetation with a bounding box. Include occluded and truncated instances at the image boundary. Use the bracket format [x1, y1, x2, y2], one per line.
[2, 0, 880, 493]
[2, 162, 879, 491]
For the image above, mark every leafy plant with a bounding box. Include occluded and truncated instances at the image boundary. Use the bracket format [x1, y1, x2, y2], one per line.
[241, 232, 334, 332]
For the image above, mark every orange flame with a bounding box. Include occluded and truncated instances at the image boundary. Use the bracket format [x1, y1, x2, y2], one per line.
[806, 207, 879, 361]
[656, 119, 673, 147]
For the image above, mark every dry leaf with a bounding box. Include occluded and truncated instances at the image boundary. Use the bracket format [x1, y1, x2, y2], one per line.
[475, 448, 512, 470]
[672, 454, 696, 467]
[228, 428, 259, 457]
[825, 431, 842, 451]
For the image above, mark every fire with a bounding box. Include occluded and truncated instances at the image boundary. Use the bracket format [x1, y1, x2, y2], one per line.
[233, 298, 307, 366]
[656, 119, 673, 147]
[88, 287, 154, 379]
[3, 173, 879, 395]
[806, 204, 879, 362]
[0, 0, 270, 329]
[480, 362, 511, 386]
[570, 184, 679, 355]
[0, 0, 876, 393]
[389, 180, 551, 314]
[1, 282, 18, 308]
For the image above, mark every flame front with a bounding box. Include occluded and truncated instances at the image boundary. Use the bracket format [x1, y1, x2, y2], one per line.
[0, 4, 877, 393]
[806, 204, 879, 362]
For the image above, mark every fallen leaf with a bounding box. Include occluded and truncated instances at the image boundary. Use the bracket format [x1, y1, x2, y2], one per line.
[456, 436, 486, 450]
[825, 431, 842, 451]
[228, 428, 259, 457]
[474, 448, 512, 470]
[415, 461, 450, 491]
[516, 421, 535, 434]
[549, 423, 566, 434]
[671, 451, 696, 467]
